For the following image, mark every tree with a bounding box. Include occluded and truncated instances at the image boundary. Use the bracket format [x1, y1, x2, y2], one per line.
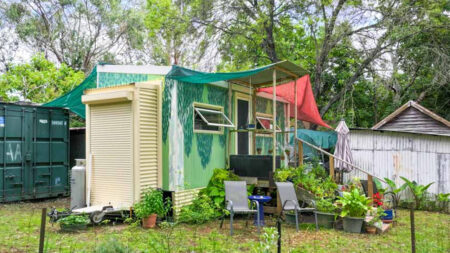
[0, 53, 84, 103]
[1, 0, 147, 72]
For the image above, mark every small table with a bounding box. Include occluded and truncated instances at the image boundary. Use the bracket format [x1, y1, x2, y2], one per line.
[248, 195, 272, 226]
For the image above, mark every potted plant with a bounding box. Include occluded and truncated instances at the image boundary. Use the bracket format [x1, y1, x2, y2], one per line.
[314, 198, 336, 228]
[134, 188, 171, 229]
[268, 149, 273, 154]
[336, 188, 371, 233]
[256, 147, 262, 155]
[366, 207, 385, 234]
[58, 215, 90, 232]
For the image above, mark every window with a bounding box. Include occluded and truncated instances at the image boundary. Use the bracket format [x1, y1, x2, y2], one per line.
[194, 105, 234, 132]
[256, 115, 281, 131]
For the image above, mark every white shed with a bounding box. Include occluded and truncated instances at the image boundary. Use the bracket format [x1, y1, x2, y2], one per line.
[346, 101, 450, 195]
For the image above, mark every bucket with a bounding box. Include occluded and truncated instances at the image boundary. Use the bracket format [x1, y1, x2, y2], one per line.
[382, 209, 394, 221]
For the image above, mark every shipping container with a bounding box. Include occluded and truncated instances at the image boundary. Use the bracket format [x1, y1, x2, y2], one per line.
[0, 102, 70, 202]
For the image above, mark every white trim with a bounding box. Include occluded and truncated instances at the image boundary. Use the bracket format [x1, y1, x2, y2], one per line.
[194, 107, 234, 128]
[97, 65, 171, 75]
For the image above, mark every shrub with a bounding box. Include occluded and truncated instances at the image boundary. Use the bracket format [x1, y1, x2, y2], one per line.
[177, 194, 221, 224]
[199, 168, 241, 209]
[315, 198, 336, 213]
[94, 238, 134, 253]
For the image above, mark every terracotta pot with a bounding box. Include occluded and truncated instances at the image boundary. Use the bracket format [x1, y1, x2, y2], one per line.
[366, 226, 377, 234]
[382, 219, 393, 224]
[142, 214, 157, 229]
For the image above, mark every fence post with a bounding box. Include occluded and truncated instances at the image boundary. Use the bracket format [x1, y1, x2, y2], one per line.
[329, 156, 334, 181]
[39, 208, 47, 253]
[298, 140, 303, 166]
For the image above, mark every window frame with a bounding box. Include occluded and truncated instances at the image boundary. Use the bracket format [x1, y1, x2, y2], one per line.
[255, 112, 281, 133]
[193, 103, 234, 134]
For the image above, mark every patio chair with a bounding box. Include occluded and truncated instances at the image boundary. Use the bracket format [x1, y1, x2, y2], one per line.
[220, 181, 260, 235]
[276, 182, 318, 232]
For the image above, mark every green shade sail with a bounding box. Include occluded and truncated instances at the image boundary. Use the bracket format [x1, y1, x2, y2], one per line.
[167, 61, 308, 87]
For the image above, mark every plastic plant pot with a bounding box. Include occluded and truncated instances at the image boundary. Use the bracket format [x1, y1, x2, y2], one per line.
[315, 211, 335, 228]
[343, 217, 364, 233]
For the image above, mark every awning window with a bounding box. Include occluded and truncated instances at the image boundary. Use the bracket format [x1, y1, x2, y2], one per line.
[194, 107, 234, 130]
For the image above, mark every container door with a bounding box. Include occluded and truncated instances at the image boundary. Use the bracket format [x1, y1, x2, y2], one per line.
[0, 105, 33, 201]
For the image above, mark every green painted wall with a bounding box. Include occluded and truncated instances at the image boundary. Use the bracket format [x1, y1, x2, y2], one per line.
[162, 79, 228, 191]
[97, 73, 163, 88]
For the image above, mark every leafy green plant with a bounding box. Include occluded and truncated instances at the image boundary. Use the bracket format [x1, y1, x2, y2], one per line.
[315, 198, 336, 213]
[134, 188, 171, 218]
[200, 168, 241, 209]
[254, 227, 278, 253]
[337, 188, 371, 218]
[384, 178, 407, 209]
[177, 194, 221, 224]
[435, 193, 450, 212]
[58, 215, 89, 226]
[400, 177, 434, 209]
[367, 207, 386, 226]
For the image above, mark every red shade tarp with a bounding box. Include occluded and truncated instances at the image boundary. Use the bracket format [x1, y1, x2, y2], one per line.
[258, 75, 331, 129]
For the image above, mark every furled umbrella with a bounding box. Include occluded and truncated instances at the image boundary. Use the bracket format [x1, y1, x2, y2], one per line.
[333, 120, 353, 172]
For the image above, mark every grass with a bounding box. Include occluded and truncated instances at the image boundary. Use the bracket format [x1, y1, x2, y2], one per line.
[0, 198, 449, 253]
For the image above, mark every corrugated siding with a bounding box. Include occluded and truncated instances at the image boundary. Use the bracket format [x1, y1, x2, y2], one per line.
[378, 107, 450, 136]
[90, 102, 133, 207]
[346, 130, 450, 196]
[138, 87, 159, 194]
[172, 188, 203, 216]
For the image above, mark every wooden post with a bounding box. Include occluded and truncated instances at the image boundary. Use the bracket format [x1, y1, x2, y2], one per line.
[272, 69, 276, 172]
[368, 175, 374, 202]
[227, 82, 232, 166]
[39, 208, 47, 253]
[298, 140, 303, 166]
[329, 156, 334, 181]
[252, 79, 256, 154]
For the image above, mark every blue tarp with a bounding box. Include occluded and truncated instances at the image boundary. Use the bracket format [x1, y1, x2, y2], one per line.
[289, 129, 337, 159]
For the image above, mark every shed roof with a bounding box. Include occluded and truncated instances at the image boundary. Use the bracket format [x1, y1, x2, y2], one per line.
[372, 100, 450, 136]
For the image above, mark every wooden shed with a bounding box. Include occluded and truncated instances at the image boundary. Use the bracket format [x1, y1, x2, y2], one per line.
[347, 101, 450, 195]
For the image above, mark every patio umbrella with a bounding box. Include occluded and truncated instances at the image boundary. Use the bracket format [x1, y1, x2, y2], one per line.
[333, 120, 354, 172]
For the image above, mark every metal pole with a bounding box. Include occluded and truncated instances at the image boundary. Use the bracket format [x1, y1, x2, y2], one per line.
[410, 205, 416, 253]
[272, 69, 277, 172]
[39, 208, 47, 253]
[277, 218, 281, 253]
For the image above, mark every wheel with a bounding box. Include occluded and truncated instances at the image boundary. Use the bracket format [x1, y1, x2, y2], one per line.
[90, 211, 105, 224]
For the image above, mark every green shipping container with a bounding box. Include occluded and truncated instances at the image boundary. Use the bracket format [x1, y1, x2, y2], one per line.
[0, 103, 70, 202]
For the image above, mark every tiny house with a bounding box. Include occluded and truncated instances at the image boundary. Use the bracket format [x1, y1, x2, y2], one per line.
[49, 61, 329, 212]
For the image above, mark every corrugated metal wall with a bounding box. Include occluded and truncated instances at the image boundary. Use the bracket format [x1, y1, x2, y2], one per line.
[138, 87, 160, 194]
[89, 102, 133, 207]
[347, 129, 450, 195]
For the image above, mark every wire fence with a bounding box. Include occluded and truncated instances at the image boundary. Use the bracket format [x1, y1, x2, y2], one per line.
[0, 198, 449, 252]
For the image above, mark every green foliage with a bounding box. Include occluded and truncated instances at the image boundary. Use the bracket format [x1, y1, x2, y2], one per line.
[337, 188, 371, 218]
[367, 207, 386, 226]
[274, 165, 337, 199]
[178, 168, 243, 224]
[177, 194, 221, 224]
[400, 177, 434, 208]
[3, 0, 147, 71]
[200, 168, 241, 209]
[58, 215, 89, 226]
[315, 198, 336, 213]
[134, 189, 171, 218]
[94, 237, 134, 253]
[0, 54, 84, 103]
